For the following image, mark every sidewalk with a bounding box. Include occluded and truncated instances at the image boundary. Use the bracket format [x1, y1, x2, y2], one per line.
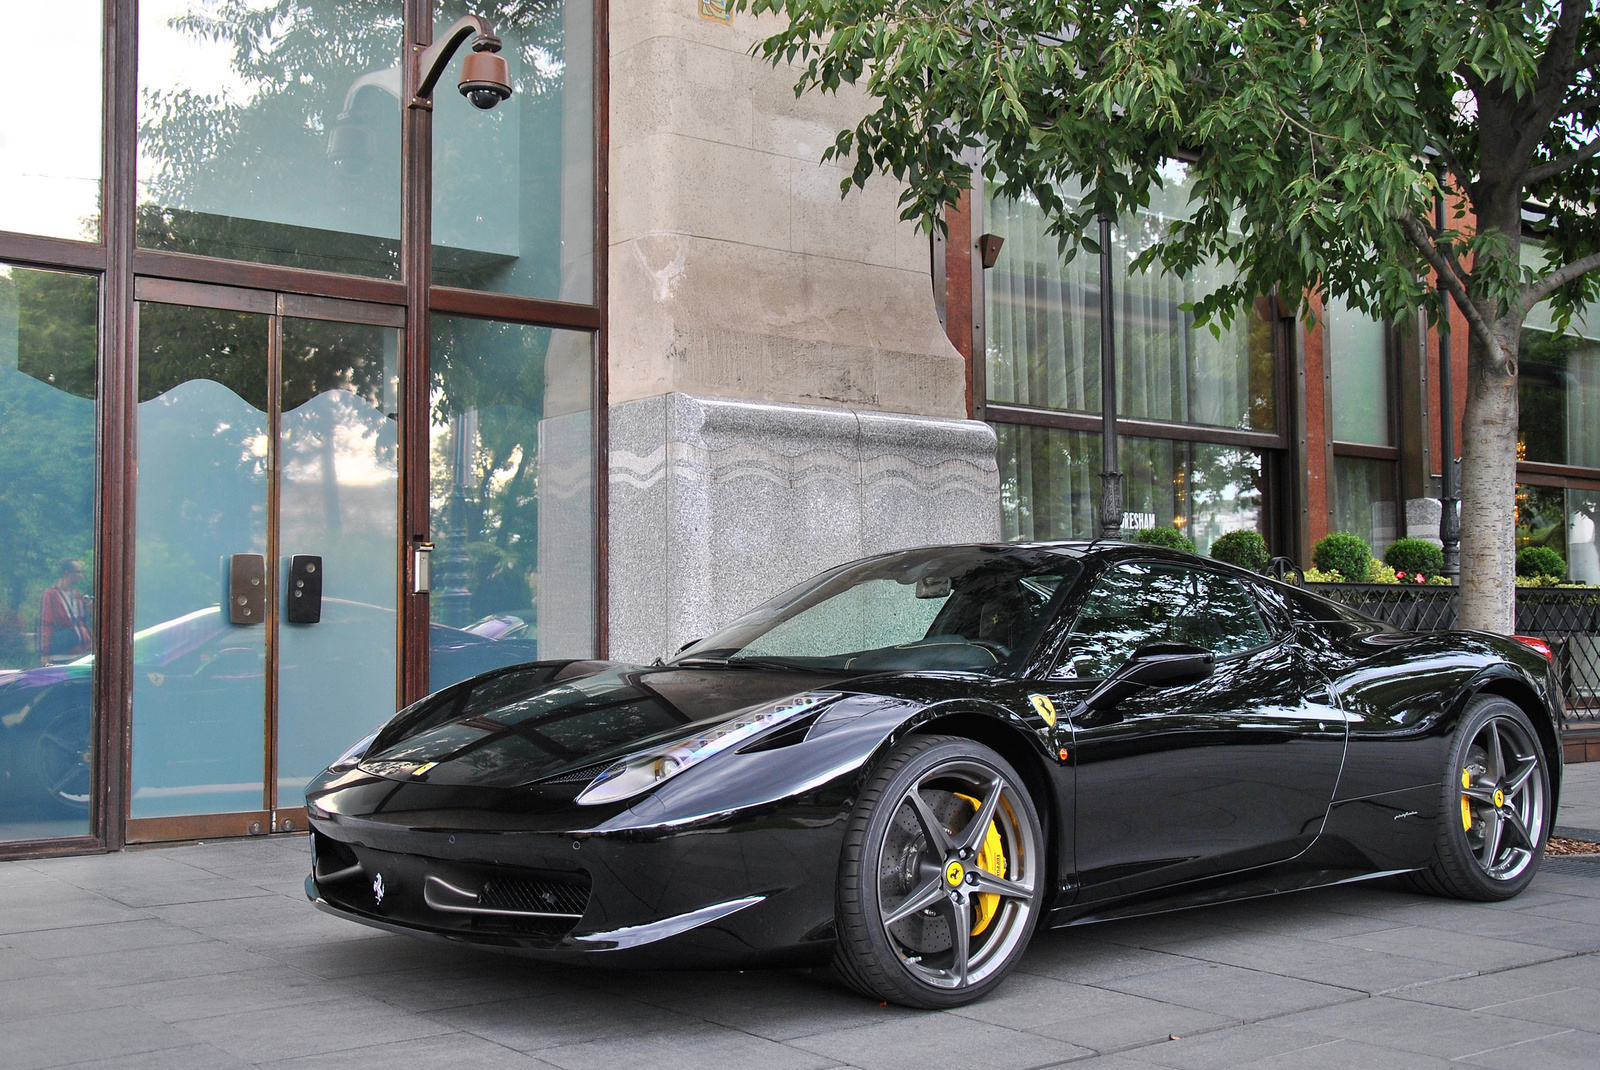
[1, 765, 1597, 1070]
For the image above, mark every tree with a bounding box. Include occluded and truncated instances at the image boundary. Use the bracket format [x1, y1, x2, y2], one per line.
[744, 0, 1600, 631]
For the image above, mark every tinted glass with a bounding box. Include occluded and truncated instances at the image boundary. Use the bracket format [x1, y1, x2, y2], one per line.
[432, 0, 595, 302]
[0, 3, 102, 242]
[138, 0, 404, 277]
[1519, 328, 1600, 469]
[428, 317, 593, 689]
[1120, 438, 1264, 555]
[1058, 562, 1270, 679]
[0, 265, 98, 842]
[986, 166, 1276, 431]
[996, 424, 1101, 540]
[1333, 456, 1398, 561]
[679, 548, 1081, 674]
[1327, 297, 1390, 445]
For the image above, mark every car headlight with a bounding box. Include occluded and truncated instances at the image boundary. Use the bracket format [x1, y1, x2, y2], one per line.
[328, 729, 381, 773]
[575, 692, 838, 806]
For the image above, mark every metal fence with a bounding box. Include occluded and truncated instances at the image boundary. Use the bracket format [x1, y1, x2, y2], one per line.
[1309, 583, 1600, 722]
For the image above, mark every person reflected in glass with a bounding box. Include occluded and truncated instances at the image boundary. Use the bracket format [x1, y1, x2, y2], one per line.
[39, 559, 92, 665]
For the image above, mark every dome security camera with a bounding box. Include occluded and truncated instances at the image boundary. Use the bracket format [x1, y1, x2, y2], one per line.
[459, 47, 512, 111]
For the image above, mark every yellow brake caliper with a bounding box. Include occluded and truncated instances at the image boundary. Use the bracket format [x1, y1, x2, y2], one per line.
[1461, 767, 1473, 831]
[954, 793, 1007, 936]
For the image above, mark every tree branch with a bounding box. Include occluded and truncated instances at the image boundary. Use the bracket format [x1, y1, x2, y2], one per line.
[1519, 249, 1600, 313]
[1525, 133, 1600, 185]
[1535, 0, 1589, 99]
[1398, 211, 1508, 369]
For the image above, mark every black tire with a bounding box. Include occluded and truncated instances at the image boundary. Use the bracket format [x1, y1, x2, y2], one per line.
[27, 702, 93, 817]
[1406, 695, 1551, 901]
[832, 734, 1043, 1008]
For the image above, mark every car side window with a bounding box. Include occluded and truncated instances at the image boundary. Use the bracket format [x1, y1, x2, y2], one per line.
[1054, 562, 1273, 679]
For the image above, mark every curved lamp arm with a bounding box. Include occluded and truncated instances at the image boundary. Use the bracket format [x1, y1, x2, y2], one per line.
[410, 15, 505, 110]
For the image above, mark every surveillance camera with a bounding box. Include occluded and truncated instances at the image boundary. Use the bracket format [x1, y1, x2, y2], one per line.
[459, 50, 512, 110]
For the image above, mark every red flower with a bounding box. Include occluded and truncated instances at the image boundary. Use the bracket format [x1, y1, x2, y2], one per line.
[1396, 571, 1407, 579]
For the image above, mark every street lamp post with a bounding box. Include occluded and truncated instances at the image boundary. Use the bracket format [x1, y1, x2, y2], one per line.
[1098, 214, 1123, 539]
[1436, 193, 1461, 579]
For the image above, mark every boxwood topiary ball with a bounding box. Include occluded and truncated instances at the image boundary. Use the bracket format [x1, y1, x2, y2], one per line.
[1313, 532, 1373, 583]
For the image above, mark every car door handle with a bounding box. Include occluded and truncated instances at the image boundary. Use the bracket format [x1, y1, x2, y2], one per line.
[285, 554, 323, 624]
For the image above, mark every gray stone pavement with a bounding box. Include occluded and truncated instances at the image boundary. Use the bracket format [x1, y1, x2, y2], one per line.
[2, 765, 1599, 1070]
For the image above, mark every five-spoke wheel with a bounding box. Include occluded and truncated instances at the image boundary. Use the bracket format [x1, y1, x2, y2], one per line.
[834, 735, 1041, 1007]
[1409, 695, 1551, 900]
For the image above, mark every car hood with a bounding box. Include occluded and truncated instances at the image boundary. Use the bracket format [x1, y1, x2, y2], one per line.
[356, 663, 857, 789]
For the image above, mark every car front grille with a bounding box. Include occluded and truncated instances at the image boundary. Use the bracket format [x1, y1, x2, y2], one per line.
[482, 875, 589, 916]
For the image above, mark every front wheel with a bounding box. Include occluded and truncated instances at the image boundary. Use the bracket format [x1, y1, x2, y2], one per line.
[832, 735, 1043, 1008]
[1408, 695, 1551, 901]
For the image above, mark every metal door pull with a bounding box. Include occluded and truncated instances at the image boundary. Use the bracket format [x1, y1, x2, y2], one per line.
[286, 554, 323, 624]
[229, 554, 267, 625]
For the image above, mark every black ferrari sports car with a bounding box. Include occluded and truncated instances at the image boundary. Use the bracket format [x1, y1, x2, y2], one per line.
[304, 542, 1564, 1007]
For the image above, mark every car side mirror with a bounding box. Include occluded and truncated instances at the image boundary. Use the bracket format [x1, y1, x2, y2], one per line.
[1080, 642, 1214, 715]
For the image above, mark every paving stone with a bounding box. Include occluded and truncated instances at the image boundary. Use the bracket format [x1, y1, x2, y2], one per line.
[106, 965, 347, 1022]
[4, 918, 213, 960]
[1097, 961, 1360, 1021]
[425, 989, 691, 1053]
[173, 994, 457, 1062]
[0, 972, 133, 1024]
[49, 938, 280, 988]
[1327, 924, 1569, 972]
[1270, 995, 1571, 1060]
[1462, 984, 1600, 1031]
[537, 1019, 842, 1070]
[1456, 1027, 1599, 1069]
[29, 1042, 255, 1070]
[1230, 1037, 1460, 1069]
[1135, 929, 1468, 994]
[786, 1013, 1094, 1070]
[256, 1031, 562, 1070]
[1015, 931, 1200, 985]
[949, 970, 1234, 1052]
[645, 967, 931, 1041]
[1, 1005, 196, 1070]
[1121, 1024, 1342, 1070]
[335, 960, 570, 1015]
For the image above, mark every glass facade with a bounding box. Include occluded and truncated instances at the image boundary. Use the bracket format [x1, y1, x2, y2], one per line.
[138, 0, 405, 277]
[985, 170, 1275, 431]
[0, 0, 600, 850]
[1520, 328, 1600, 469]
[0, 3, 103, 243]
[1333, 456, 1399, 559]
[428, 317, 594, 690]
[1327, 297, 1390, 445]
[986, 167, 1277, 553]
[0, 266, 98, 843]
[433, 0, 595, 302]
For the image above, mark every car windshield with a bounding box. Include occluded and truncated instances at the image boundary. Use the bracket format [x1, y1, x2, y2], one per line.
[673, 547, 1081, 674]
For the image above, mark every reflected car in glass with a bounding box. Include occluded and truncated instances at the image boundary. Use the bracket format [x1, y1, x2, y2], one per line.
[0, 601, 539, 820]
[304, 543, 1565, 1007]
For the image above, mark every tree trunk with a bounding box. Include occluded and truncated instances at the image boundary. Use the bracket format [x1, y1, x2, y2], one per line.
[1456, 312, 1520, 633]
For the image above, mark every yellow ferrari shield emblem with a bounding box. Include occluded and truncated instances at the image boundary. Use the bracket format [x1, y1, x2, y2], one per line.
[945, 859, 965, 886]
[1028, 693, 1057, 727]
[1493, 788, 1505, 808]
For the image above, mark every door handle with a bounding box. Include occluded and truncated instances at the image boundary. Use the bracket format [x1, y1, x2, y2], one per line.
[229, 554, 267, 624]
[286, 554, 323, 624]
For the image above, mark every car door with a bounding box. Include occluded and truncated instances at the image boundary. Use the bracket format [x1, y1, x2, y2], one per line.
[1049, 560, 1346, 899]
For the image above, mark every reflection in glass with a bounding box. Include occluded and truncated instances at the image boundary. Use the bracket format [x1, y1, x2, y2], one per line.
[1327, 298, 1390, 445]
[133, 303, 269, 818]
[432, 0, 595, 302]
[429, 317, 593, 689]
[0, 4, 102, 242]
[1519, 328, 1600, 469]
[1515, 483, 1566, 570]
[1063, 562, 1270, 678]
[995, 424, 1101, 541]
[0, 266, 97, 842]
[1568, 489, 1600, 585]
[137, 0, 403, 277]
[1121, 438, 1264, 555]
[1332, 456, 1398, 560]
[985, 168, 1275, 431]
[275, 319, 399, 801]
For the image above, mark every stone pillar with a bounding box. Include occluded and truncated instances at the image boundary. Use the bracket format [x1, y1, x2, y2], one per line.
[608, 394, 999, 663]
[1405, 497, 1443, 548]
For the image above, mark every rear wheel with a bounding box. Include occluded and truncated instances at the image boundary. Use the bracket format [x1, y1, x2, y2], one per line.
[832, 735, 1042, 1008]
[1407, 695, 1550, 901]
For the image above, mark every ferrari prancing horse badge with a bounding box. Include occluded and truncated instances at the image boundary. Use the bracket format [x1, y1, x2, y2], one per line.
[1028, 693, 1057, 727]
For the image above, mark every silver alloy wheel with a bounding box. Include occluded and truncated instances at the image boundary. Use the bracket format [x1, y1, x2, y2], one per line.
[874, 757, 1038, 990]
[1460, 714, 1546, 882]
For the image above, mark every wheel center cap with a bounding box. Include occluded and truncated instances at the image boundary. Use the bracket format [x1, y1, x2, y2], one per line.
[945, 859, 965, 886]
[1493, 788, 1506, 808]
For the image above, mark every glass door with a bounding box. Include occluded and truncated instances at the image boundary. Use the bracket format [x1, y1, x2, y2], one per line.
[128, 282, 402, 840]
